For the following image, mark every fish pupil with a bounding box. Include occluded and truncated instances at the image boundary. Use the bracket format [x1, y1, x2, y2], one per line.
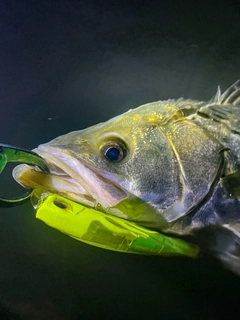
[101, 139, 127, 162]
[105, 147, 121, 161]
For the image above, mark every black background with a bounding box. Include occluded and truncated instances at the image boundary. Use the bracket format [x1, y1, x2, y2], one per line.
[1, 0, 240, 319]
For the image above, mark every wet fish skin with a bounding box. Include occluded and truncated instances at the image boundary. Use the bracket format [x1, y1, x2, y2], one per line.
[13, 80, 240, 274]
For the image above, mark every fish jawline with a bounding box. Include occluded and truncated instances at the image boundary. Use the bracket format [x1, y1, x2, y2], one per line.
[13, 163, 97, 208]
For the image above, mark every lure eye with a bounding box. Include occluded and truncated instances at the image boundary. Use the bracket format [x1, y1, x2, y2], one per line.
[101, 141, 127, 162]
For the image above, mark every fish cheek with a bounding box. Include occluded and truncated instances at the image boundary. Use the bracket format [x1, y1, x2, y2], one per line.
[111, 126, 183, 211]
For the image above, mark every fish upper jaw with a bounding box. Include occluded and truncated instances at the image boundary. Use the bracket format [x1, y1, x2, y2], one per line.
[12, 144, 127, 209]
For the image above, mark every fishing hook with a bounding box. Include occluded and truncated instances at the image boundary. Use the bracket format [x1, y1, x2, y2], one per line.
[0, 144, 49, 207]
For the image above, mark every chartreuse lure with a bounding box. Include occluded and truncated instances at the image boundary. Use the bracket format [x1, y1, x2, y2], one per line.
[35, 192, 198, 257]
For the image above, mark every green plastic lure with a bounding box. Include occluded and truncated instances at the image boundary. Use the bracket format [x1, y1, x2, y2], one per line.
[35, 192, 199, 257]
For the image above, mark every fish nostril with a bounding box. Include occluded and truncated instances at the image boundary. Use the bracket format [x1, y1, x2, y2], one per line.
[53, 200, 68, 209]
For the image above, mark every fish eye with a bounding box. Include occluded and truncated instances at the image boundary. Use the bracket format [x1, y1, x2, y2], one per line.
[101, 141, 127, 162]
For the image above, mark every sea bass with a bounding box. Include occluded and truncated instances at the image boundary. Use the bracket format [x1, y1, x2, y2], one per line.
[14, 81, 240, 273]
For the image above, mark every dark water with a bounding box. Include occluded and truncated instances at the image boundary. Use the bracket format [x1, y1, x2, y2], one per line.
[1, 0, 240, 319]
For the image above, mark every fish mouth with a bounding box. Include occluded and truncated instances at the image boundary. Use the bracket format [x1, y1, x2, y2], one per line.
[13, 145, 127, 209]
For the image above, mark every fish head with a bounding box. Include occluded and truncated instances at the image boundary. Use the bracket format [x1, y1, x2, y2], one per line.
[13, 100, 224, 230]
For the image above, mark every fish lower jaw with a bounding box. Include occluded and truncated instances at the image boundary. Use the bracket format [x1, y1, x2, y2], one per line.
[12, 164, 97, 208]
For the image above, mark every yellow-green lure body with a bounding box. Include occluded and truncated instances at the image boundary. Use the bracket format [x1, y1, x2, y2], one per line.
[35, 192, 198, 257]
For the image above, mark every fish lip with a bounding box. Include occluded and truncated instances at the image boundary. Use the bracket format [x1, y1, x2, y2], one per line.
[33, 147, 78, 176]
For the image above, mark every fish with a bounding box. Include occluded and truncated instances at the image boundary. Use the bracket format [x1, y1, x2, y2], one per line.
[13, 80, 240, 274]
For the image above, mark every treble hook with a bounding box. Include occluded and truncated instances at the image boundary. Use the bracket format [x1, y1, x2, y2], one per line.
[0, 144, 49, 207]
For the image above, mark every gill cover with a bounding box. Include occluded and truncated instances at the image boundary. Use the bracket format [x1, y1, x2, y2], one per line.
[162, 118, 224, 222]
